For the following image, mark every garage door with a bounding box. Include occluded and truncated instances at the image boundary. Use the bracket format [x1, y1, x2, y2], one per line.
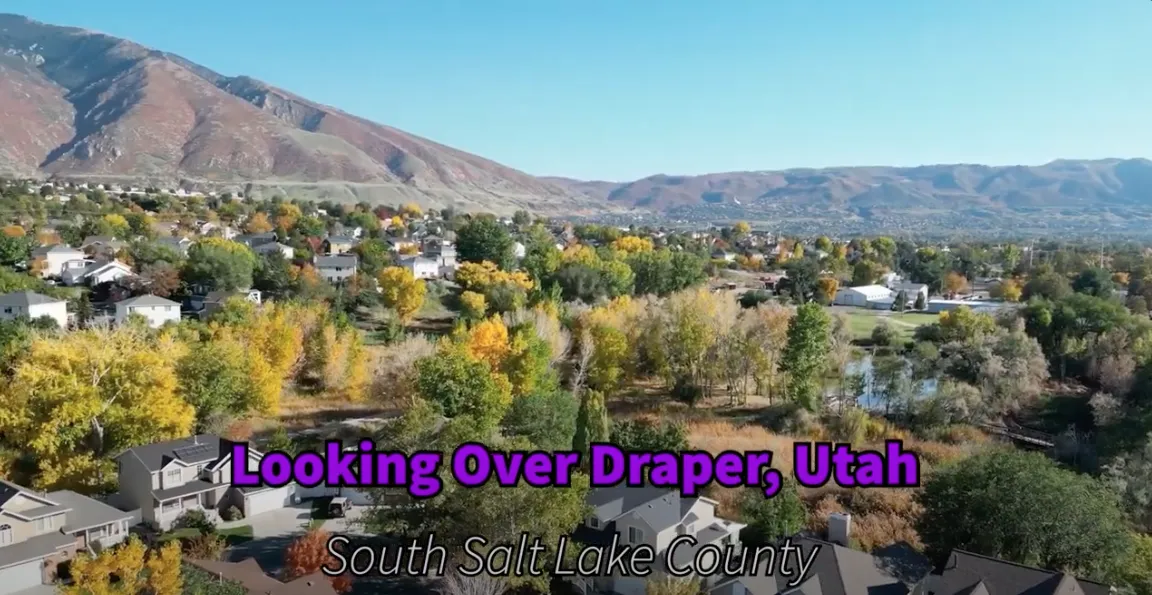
[245, 485, 294, 517]
[0, 559, 44, 593]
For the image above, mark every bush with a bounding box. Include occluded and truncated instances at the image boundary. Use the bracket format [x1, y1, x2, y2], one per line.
[871, 322, 897, 347]
[221, 506, 243, 522]
[183, 532, 227, 560]
[172, 509, 216, 534]
[671, 378, 703, 407]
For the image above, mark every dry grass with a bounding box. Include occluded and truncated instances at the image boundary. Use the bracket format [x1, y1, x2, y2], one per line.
[687, 418, 978, 552]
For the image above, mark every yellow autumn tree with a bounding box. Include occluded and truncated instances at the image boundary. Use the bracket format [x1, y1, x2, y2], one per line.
[401, 203, 423, 219]
[562, 245, 599, 266]
[1, 224, 25, 237]
[245, 211, 274, 233]
[611, 235, 654, 254]
[378, 266, 427, 322]
[465, 316, 511, 369]
[816, 277, 840, 304]
[0, 326, 195, 491]
[274, 203, 302, 230]
[102, 213, 129, 237]
[64, 537, 181, 595]
[460, 291, 487, 321]
[455, 261, 532, 292]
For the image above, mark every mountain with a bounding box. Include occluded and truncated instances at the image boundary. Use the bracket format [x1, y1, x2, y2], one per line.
[0, 13, 599, 215]
[545, 159, 1152, 235]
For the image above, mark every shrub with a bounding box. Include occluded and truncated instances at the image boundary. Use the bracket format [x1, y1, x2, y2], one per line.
[221, 506, 243, 522]
[172, 509, 216, 534]
[183, 532, 226, 560]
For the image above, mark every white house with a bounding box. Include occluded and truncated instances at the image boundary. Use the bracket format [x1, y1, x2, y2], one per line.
[253, 242, 295, 260]
[115, 295, 181, 328]
[0, 291, 68, 328]
[61, 260, 134, 287]
[314, 255, 358, 284]
[400, 255, 440, 280]
[833, 285, 894, 308]
[889, 281, 929, 305]
[571, 486, 745, 595]
[29, 244, 85, 278]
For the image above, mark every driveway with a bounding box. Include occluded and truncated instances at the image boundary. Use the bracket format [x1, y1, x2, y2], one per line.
[224, 504, 313, 574]
[322, 505, 370, 535]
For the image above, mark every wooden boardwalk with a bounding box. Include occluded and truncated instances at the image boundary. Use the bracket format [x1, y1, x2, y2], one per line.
[975, 422, 1055, 448]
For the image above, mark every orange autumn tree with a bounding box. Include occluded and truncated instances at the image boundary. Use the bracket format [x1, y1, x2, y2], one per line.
[284, 529, 352, 593]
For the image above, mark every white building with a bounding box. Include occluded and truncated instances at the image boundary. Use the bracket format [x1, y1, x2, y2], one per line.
[253, 242, 295, 260]
[889, 281, 929, 305]
[926, 299, 1013, 315]
[115, 295, 181, 328]
[0, 291, 68, 328]
[29, 244, 85, 278]
[314, 255, 358, 284]
[833, 285, 894, 308]
[400, 256, 440, 280]
[61, 260, 134, 287]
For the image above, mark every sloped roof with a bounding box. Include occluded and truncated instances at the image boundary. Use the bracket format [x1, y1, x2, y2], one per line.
[930, 550, 1110, 595]
[717, 537, 908, 595]
[117, 294, 179, 308]
[116, 434, 229, 471]
[0, 291, 64, 307]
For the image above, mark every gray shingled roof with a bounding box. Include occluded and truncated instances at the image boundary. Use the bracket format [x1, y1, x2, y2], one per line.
[153, 480, 225, 502]
[587, 485, 684, 532]
[116, 434, 227, 471]
[0, 530, 75, 570]
[48, 490, 133, 532]
[315, 255, 357, 267]
[0, 291, 63, 307]
[720, 537, 908, 595]
[929, 551, 1110, 595]
[116, 294, 180, 308]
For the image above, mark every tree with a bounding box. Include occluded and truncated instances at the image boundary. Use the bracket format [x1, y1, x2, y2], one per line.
[943, 272, 970, 297]
[611, 418, 688, 451]
[0, 234, 32, 266]
[64, 537, 182, 595]
[284, 529, 352, 593]
[456, 216, 514, 270]
[780, 303, 831, 411]
[1104, 435, 1152, 532]
[852, 260, 884, 286]
[871, 321, 897, 346]
[460, 291, 487, 321]
[815, 277, 839, 305]
[377, 266, 426, 322]
[991, 278, 1023, 302]
[182, 238, 257, 291]
[739, 479, 806, 548]
[917, 449, 1131, 578]
[587, 324, 629, 395]
[502, 384, 578, 450]
[914, 291, 927, 310]
[465, 316, 511, 369]
[177, 337, 259, 428]
[573, 389, 610, 454]
[416, 342, 512, 429]
[1073, 267, 1116, 298]
[894, 289, 908, 312]
[0, 326, 195, 491]
[244, 211, 273, 233]
[131, 261, 182, 297]
[1022, 272, 1072, 301]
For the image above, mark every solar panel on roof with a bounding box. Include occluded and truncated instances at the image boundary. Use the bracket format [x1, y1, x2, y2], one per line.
[174, 444, 213, 460]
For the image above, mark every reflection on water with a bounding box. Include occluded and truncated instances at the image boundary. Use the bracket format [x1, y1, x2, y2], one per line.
[828, 353, 938, 410]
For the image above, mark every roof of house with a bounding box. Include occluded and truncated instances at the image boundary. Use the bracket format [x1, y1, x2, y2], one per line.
[892, 282, 928, 291]
[187, 558, 338, 595]
[0, 529, 75, 570]
[324, 235, 358, 244]
[587, 485, 685, 532]
[116, 434, 230, 472]
[714, 537, 909, 595]
[47, 490, 134, 533]
[400, 255, 438, 267]
[116, 294, 180, 308]
[0, 291, 64, 307]
[315, 255, 358, 267]
[928, 550, 1110, 595]
[845, 285, 895, 297]
[31, 244, 84, 256]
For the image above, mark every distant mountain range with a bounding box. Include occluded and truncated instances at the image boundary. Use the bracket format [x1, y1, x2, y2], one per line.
[2, 13, 1151, 233]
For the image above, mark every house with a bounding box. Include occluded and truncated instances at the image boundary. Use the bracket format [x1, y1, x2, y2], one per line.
[889, 281, 929, 305]
[399, 256, 440, 280]
[321, 236, 357, 255]
[186, 558, 337, 595]
[253, 242, 295, 260]
[80, 235, 126, 255]
[710, 536, 910, 595]
[61, 260, 134, 287]
[314, 255, 358, 284]
[115, 294, 181, 328]
[925, 300, 1014, 315]
[200, 290, 262, 319]
[0, 291, 68, 328]
[913, 550, 1110, 595]
[235, 233, 278, 249]
[834, 285, 895, 309]
[156, 236, 193, 256]
[570, 485, 745, 595]
[0, 480, 132, 592]
[114, 435, 297, 530]
[386, 238, 418, 253]
[29, 244, 85, 278]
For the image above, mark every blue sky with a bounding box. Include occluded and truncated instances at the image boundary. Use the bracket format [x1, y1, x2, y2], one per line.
[6, 0, 1150, 181]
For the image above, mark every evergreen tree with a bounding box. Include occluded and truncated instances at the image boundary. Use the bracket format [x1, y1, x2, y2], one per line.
[914, 291, 927, 310]
[573, 389, 610, 454]
[895, 289, 908, 312]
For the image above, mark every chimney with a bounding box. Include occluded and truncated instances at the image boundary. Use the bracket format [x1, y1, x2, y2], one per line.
[828, 513, 851, 546]
[194, 435, 199, 445]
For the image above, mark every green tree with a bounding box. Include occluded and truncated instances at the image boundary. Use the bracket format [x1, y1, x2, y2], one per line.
[182, 238, 257, 291]
[456, 216, 515, 270]
[177, 338, 256, 429]
[501, 383, 578, 450]
[0, 234, 32, 266]
[1073, 267, 1116, 298]
[917, 449, 1131, 578]
[739, 479, 806, 548]
[415, 343, 512, 430]
[573, 389, 610, 454]
[611, 419, 688, 451]
[1022, 272, 1072, 301]
[780, 303, 831, 411]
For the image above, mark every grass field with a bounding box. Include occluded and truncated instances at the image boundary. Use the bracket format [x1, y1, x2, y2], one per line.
[835, 308, 939, 342]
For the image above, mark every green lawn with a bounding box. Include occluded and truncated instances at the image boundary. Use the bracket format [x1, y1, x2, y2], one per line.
[161, 524, 253, 545]
[836, 309, 939, 342]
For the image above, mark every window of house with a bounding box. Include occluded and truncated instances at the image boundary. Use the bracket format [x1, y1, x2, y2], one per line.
[165, 468, 181, 485]
[0, 524, 11, 545]
[628, 527, 643, 543]
[587, 516, 600, 529]
[36, 516, 55, 533]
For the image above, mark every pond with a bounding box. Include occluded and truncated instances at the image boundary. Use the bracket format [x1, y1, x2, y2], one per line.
[827, 352, 938, 411]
